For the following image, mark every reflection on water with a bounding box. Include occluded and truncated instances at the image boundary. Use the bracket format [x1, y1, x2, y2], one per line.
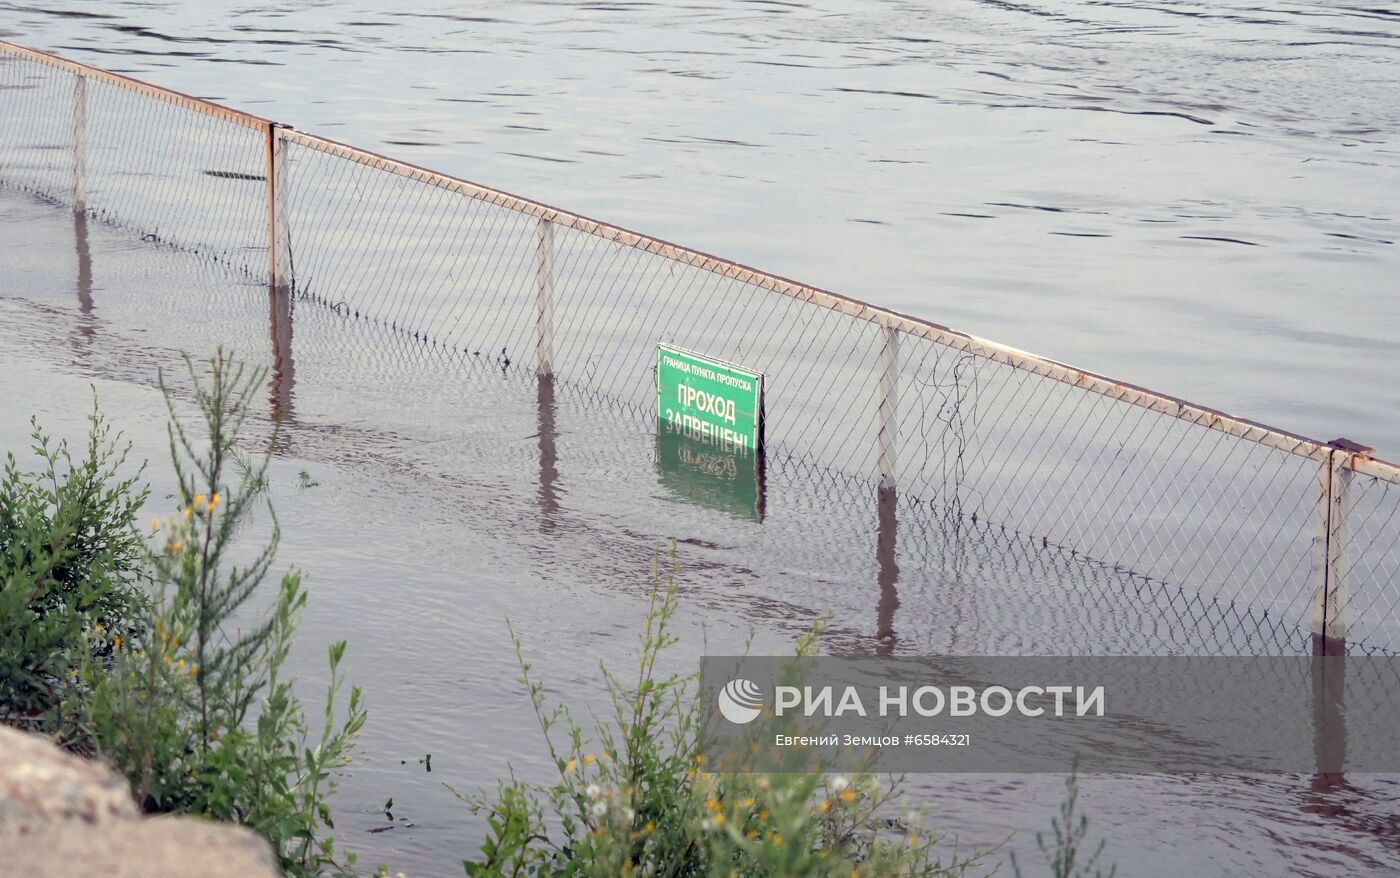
[655, 419, 766, 521]
[268, 281, 295, 431]
[536, 373, 561, 531]
[73, 208, 91, 325]
[875, 483, 899, 656]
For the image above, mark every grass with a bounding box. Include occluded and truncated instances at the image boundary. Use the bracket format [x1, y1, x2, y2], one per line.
[456, 554, 995, 878]
[1, 351, 366, 877]
[0, 398, 148, 724]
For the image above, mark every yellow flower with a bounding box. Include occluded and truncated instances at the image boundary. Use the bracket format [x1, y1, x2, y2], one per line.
[149, 517, 160, 532]
[643, 821, 655, 834]
[564, 759, 577, 773]
[745, 829, 758, 839]
[705, 798, 722, 814]
[183, 506, 193, 519]
[177, 659, 187, 671]
[712, 813, 725, 828]
[770, 833, 782, 847]
[194, 494, 207, 509]
[740, 797, 754, 809]
[189, 665, 199, 679]
[113, 635, 122, 649]
[758, 810, 769, 823]
[820, 798, 833, 813]
[839, 789, 856, 805]
[209, 492, 221, 511]
[583, 754, 596, 766]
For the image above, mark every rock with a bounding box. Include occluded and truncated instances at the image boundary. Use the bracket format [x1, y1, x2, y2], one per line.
[0, 725, 138, 829]
[5, 817, 283, 878]
[0, 726, 281, 878]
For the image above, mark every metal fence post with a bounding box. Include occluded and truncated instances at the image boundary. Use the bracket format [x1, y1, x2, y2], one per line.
[877, 322, 899, 492]
[267, 123, 290, 291]
[72, 72, 86, 210]
[1313, 438, 1373, 652]
[535, 218, 555, 377]
[1311, 449, 1341, 649]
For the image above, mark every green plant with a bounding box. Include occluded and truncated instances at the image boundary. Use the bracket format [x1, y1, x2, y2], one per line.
[64, 351, 366, 877]
[457, 553, 987, 878]
[0, 400, 147, 725]
[1012, 762, 1115, 878]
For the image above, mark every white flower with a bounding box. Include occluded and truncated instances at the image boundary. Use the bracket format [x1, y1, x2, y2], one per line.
[591, 800, 608, 817]
[586, 783, 601, 799]
[831, 776, 850, 792]
[624, 808, 636, 821]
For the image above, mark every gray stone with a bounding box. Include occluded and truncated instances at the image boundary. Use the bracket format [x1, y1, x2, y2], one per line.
[0, 725, 137, 831]
[4, 817, 283, 878]
[0, 726, 281, 877]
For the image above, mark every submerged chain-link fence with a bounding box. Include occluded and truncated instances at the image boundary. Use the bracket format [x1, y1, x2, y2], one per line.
[3, 40, 1398, 653]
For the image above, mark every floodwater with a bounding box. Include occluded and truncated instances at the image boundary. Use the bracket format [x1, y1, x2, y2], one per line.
[5, 184, 1400, 878]
[3, 1, 1400, 876]
[4, 0, 1399, 454]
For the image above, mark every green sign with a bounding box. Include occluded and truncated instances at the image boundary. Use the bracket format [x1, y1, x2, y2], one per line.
[656, 343, 764, 452]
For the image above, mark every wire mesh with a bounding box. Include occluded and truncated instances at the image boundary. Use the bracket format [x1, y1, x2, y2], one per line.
[0, 46, 268, 278]
[3, 39, 1398, 655]
[1334, 459, 1400, 650]
[277, 132, 1366, 641]
[0, 49, 75, 203]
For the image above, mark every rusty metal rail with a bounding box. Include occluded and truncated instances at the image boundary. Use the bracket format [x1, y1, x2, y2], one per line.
[276, 128, 1356, 472]
[0, 40, 269, 131]
[2, 39, 1397, 653]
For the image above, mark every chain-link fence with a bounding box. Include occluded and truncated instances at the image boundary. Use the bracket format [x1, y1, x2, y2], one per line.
[3, 39, 1397, 654]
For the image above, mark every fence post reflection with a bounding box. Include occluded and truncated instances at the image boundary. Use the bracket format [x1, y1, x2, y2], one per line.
[876, 484, 900, 655]
[268, 282, 295, 436]
[537, 373, 560, 531]
[73, 207, 94, 343]
[1306, 649, 1348, 810]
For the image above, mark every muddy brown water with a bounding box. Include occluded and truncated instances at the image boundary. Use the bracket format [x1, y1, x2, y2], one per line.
[3, 1, 1400, 875]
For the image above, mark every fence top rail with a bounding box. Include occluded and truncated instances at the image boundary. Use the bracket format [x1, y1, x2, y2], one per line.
[0, 40, 269, 132]
[5, 39, 1396, 479]
[1355, 456, 1400, 485]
